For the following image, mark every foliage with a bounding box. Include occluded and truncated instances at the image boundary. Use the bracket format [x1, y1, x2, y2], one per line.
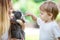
[13, 0, 19, 3]
[33, 0, 46, 3]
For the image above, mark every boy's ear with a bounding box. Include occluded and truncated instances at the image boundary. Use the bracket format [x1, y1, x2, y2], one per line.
[49, 13, 53, 19]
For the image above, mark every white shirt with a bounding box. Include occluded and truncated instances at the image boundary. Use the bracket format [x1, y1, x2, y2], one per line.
[37, 18, 60, 40]
[1, 31, 8, 40]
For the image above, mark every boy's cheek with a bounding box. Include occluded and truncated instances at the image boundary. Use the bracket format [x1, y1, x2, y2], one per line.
[40, 14, 46, 20]
[40, 15, 44, 19]
[41, 16, 46, 21]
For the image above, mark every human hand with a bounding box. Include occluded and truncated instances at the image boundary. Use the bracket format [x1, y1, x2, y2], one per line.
[25, 11, 33, 16]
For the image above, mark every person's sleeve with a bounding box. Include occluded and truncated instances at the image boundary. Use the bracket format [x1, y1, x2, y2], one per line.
[53, 25, 60, 38]
[37, 18, 44, 26]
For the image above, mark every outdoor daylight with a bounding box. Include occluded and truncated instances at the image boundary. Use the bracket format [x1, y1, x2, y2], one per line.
[0, 0, 60, 40]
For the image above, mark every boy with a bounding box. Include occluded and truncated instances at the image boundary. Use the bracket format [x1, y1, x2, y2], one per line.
[26, 1, 60, 40]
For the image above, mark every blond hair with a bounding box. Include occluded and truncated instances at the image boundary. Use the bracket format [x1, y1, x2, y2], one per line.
[0, 0, 10, 37]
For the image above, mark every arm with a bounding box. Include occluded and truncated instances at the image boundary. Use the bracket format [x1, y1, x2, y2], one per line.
[30, 14, 37, 22]
[25, 12, 37, 22]
[25, 12, 44, 26]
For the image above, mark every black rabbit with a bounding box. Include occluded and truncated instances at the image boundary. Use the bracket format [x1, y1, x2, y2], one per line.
[10, 11, 25, 39]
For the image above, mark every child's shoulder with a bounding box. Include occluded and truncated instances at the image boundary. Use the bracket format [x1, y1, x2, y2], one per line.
[51, 21, 59, 28]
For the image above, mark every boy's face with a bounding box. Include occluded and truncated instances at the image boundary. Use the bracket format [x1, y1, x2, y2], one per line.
[40, 10, 53, 22]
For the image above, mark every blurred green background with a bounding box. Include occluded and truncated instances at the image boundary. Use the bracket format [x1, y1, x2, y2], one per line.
[12, 0, 60, 40]
[12, 0, 60, 22]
